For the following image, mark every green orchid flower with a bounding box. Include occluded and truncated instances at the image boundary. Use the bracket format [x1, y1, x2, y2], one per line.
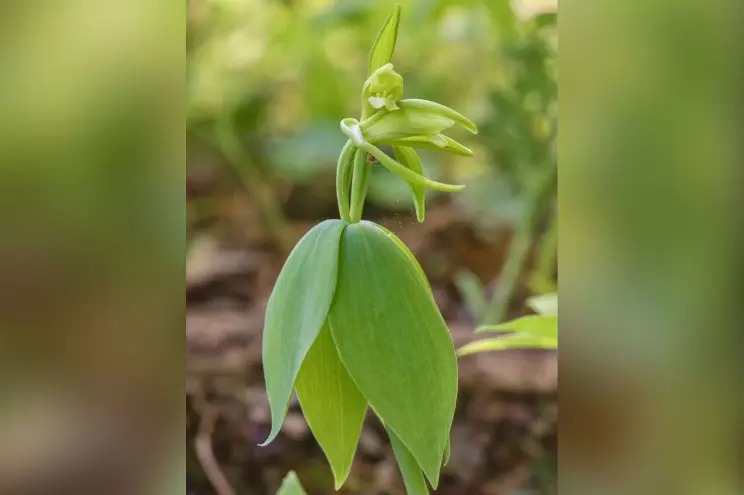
[337, 6, 477, 224]
[261, 6, 477, 494]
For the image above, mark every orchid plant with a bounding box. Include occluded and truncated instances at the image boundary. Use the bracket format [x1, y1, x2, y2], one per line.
[261, 6, 477, 494]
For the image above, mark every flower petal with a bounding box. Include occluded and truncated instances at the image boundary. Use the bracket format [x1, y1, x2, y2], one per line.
[393, 145, 426, 222]
[399, 99, 478, 134]
[361, 142, 465, 192]
[388, 134, 474, 156]
[368, 6, 401, 76]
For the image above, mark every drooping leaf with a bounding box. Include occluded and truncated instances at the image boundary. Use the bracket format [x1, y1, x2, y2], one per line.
[295, 323, 367, 489]
[276, 471, 307, 495]
[475, 314, 558, 340]
[393, 145, 426, 222]
[328, 221, 457, 487]
[387, 426, 429, 495]
[262, 220, 347, 445]
[526, 293, 558, 315]
[368, 5, 401, 76]
[458, 333, 557, 356]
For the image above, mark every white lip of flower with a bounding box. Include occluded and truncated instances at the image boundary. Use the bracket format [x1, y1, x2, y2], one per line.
[362, 63, 404, 116]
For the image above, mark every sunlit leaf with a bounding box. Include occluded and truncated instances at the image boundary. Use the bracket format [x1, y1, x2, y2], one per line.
[475, 314, 557, 340]
[388, 426, 429, 495]
[458, 333, 557, 356]
[276, 471, 307, 495]
[295, 323, 367, 489]
[393, 145, 426, 222]
[328, 221, 457, 487]
[262, 220, 347, 445]
[368, 5, 401, 76]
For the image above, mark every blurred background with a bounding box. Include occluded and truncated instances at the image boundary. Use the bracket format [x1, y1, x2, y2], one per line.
[1, 0, 741, 494]
[187, 0, 557, 493]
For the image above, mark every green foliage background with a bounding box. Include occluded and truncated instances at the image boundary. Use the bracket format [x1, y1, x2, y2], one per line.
[187, 0, 556, 244]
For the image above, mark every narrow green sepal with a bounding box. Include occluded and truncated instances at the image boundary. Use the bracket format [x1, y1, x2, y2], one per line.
[361, 142, 465, 192]
[368, 5, 401, 76]
[393, 145, 426, 222]
[399, 99, 478, 134]
[388, 134, 474, 156]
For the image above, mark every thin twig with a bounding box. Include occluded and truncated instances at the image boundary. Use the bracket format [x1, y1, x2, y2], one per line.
[482, 167, 556, 324]
[193, 398, 236, 495]
[213, 118, 294, 254]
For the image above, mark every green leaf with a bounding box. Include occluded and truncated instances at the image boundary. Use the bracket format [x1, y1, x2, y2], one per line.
[526, 293, 558, 315]
[443, 437, 451, 467]
[458, 333, 557, 356]
[262, 220, 347, 445]
[328, 221, 457, 487]
[373, 224, 430, 290]
[368, 5, 401, 76]
[295, 323, 367, 489]
[388, 426, 429, 495]
[393, 145, 426, 222]
[276, 471, 307, 495]
[476, 314, 558, 340]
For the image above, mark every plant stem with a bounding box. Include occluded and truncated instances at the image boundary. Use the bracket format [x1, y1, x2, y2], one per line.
[481, 167, 556, 325]
[213, 119, 294, 254]
[336, 140, 354, 223]
[349, 149, 370, 223]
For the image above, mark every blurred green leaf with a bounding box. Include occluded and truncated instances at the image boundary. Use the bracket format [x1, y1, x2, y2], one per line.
[476, 314, 557, 339]
[276, 471, 307, 495]
[458, 333, 556, 356]
[526, 293, 558, 315]
[454, 270, 487, 320]
[368, 5, 401, 76]
[328, 221, 457, 487]
[296, 323, 367, 489]
[269, 123, 348, 181]
[262, 220, 347, 445]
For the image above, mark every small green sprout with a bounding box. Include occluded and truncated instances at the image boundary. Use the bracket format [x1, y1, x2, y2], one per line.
[276, 471, 307, 495]
[261, 5, 478, 493]
[459, 293, 558, 355]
